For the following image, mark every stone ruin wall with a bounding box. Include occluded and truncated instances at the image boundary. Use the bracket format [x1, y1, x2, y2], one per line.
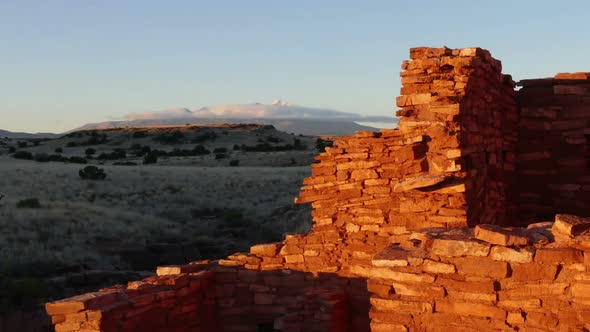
[516, 73, 590, 222]
[43, 47, 590, 332]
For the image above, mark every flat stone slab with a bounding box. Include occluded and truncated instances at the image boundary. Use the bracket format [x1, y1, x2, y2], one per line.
[553, 214, 590, 237]
[474, 224, 530, 246]
[393, 175, 446, 192]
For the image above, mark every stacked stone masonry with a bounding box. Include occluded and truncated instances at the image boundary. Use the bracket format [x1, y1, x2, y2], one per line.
[45, 47, 590, 332]
[517, 73, 590, 222]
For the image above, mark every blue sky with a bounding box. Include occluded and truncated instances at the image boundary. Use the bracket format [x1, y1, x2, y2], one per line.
[1, 0, 589, 133]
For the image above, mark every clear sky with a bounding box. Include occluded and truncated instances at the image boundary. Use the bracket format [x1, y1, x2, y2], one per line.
[1, 0, 589, 133]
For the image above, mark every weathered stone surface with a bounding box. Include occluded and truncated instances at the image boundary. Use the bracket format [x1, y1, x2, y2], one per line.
[474, 224, 530, 246]
[553, 214, 590, 237]
[430, 238, 491, 257]
[435, 300, 506, 320]
[489, 246, 534, 263]
[393, 175, 446, 192]
[250, 243, 283, 257]
[422, 260, 456, 274]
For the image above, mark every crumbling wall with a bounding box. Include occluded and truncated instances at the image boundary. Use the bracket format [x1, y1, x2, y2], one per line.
[44, 47, 590, 332]
[45, 271, 217, 332]
[517, 73, 590, 222]
[367, 215, 590, 331]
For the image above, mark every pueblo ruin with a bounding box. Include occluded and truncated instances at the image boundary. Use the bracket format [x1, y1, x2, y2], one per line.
[45, 47, 590, 332]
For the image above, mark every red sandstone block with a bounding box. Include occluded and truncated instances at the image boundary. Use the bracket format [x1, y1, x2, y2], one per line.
[510, 263, 558, 281]
[454, 257, 508, 278]
[430, 238, 491, 257]
[474, 224, 530, 246]
[535, 248, 584, 264]
[435, 276, 496, 293]
[371, 297, 433, 313]
[435, 300, 506, 320]
[553, 214, 590, 237]
[498, 283, 568, 299]
[249, 243, 282, 257]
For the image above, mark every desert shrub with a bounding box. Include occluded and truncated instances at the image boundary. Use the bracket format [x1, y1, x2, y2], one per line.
[34, 153, 50, 162]
[130, 143, 142, 150]
[192, 145, 210, 155]
[293, 138, 307, 150]
[154, 130, 184, 144]
[192, 131, 217, 143]
[222, 210, 247, 228]
[47, 155, 67, 162]
[143, 151, 159, 164]
[233, 144, 240, 151]
[315, 138, 333, 152]
[266, 135, 282, 143]
[16, 198, 41, 209]
[0, 276, 46, 312]
[215, 153, 227, 159]
[54, 147, 63, 153]
[132, 131, 146, 138]
[82, 132, 107, 146]
[66, 142, 78, 147]
[79, 166, 106, 180]
[240, 143, 301, 152]
[17, 141, 27, 148]
[113, 161, 137, 166]
[213, 147, 227, 153]
[68, 156, 88, 164]
[229, 159, 240, 167]
[97, 149, 126, 160]
[85, 148, 96, 155]
[8, 146, 16, 153]
[12, 151, 33, 160]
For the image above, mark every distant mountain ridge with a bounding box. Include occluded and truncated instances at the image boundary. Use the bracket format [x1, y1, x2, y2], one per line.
[0, 129, 59, 139]
[71, 118, 386, 136]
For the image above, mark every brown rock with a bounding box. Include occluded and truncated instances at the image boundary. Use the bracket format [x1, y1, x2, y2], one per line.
[489, 246, 534, 263]
[422, 260, 456, 274]
[393, 175, 446, 192]
[430, 238, 490, 257]
[250, 243, 282, 257]
[553, 214, 590, 237]
[534, 248, 584, 264]
[474, 224, 530, 246]
[435, 300, 506, 320]
[454, 257, 509, 278]
[370, 297, 432, 313]
[510, 263, 558, 281]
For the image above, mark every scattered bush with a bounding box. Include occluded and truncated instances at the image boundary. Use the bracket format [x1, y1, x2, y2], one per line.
[143, 151, 159, 164]
[82, 132, 108, 146]
[68, 156, 88, 164]
[293, 138, 307, 150]
[8, 146, 16, 153]
[12, 151, 33, 160]
[154, 130, 184, 144]
[229, 159, 240, 167]
[132, 131, 146, 138]
[79, 166, 106, 180]
[192, 131, 217, 143]
[113, 161, 137, 166]
[97, 149, 126, 160]
[16, 198, 41, 209]
[34, 153, 50, 162]
[315, 138, 333, 152]
[239, 142, 306, 152]
[54, 147, 63, 153]
[233, 144, 240, 151]
[213, 147, 228, 153]
[66, 142, 78, 148]
[17, 141, 27, 148]
[215, 153, 227, 159]
[266, 135, 282, 143]
[85, 148, 96, 155]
